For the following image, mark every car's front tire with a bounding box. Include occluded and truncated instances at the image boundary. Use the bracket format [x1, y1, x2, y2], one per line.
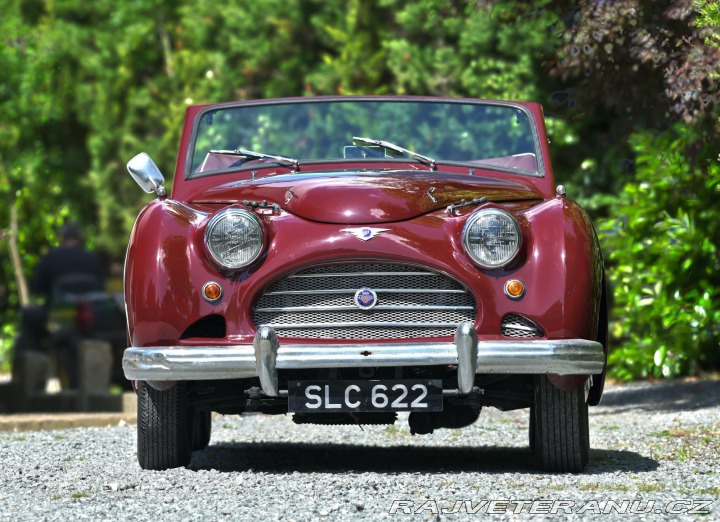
[137, 381, 192, 470]
[533, 375, 589, 473]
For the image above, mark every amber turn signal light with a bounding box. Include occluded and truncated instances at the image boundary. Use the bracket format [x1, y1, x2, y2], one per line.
[202, 281, 223, 302]
[504, 279, 525, 299]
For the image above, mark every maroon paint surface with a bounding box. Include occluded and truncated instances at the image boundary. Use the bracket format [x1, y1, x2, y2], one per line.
[125, 96, 604, 392]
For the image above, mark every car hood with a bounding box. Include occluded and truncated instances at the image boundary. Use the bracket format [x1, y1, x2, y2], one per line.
[191, 170, 542, 224]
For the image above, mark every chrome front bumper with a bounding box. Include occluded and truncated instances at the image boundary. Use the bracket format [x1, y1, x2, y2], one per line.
[123, 323, 605, 396]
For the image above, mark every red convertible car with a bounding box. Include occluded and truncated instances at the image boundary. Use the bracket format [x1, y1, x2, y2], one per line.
[123, 96, 607, 472]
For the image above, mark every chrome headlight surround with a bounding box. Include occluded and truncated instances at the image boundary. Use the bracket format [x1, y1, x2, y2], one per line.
[205, 209, 265, 270]
[463, 208, 521, 269]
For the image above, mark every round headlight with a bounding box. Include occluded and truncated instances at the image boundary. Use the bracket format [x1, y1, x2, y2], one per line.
[463, 209, 521, 269]
[205, 209, 264, 269]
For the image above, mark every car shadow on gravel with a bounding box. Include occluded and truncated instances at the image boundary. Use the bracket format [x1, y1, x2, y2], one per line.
[599, 380, 720, 413]
[190, 442, 657, 475]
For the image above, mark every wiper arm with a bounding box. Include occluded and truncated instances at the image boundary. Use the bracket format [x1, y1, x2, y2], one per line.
[210, 149, 299, 170]
[352, 136, 436, 170]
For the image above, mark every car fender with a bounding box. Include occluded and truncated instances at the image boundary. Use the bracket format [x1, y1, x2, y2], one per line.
[521, 196, 604, 392]
[125, 199, 214, 347]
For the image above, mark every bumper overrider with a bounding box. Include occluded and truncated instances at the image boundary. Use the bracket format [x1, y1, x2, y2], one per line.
[123, 323, 604, 396]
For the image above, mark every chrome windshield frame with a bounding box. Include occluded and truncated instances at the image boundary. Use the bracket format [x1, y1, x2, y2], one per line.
[185, 97, 546, 181]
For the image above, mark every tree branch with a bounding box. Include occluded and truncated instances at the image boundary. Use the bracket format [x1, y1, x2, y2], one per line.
[8, 204, 29, 307]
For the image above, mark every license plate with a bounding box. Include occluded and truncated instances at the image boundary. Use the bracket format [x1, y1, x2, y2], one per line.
[288, 379, 443, 413]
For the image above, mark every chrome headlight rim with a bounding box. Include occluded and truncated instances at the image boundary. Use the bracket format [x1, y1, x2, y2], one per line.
[204, 209, 265, 270]
[462, 208, 522, 269]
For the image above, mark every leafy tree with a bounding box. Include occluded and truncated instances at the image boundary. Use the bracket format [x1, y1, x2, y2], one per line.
[595, 0, 720, 378]
[1, 0, 718, 380]
[0, 5, 92, 368]
[599, 127, 719, 379]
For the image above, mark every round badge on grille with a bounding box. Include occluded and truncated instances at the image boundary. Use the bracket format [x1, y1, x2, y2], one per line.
[354, 288, 378, 310]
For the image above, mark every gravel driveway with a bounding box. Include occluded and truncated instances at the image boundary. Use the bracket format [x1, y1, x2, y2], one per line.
[1, 380, 718, 521]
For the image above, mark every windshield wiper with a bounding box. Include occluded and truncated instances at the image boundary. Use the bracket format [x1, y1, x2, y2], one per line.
[352, 137, 436, 170]
[210, 149, 299, 170]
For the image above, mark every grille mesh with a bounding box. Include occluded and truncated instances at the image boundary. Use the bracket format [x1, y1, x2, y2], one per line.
[501, 313, 543, 338]
[254, 263, 476, 340]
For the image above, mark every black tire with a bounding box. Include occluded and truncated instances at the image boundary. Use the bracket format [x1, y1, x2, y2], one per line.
[534, 376, 589, 473]
[137, 381, 192, 470]
[191, 410, 212, 451]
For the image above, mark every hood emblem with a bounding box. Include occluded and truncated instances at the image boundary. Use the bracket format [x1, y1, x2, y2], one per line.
[341, 227, 390, 241]
[354, 288, 378, 310]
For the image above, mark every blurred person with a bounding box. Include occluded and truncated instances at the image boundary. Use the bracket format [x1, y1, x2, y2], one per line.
[31, 223, 105, 300]
[15, 223, 105, 388]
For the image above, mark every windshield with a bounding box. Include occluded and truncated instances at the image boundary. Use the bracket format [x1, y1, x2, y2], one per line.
[189, 99, 540, 177]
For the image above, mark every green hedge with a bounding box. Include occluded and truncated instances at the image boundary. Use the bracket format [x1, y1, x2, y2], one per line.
[598, 126, 720, 379]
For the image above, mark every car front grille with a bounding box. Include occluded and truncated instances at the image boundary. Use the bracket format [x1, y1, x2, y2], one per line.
[253, 263, 476, 340]
[501, 313, 544, 338]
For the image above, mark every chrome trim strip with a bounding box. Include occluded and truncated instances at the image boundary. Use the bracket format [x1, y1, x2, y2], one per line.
[123, 346, 258, 381]
[475, 340, 604, 374]
[255, 305, 475, 312]
[277, 343, 457, 368]
[288, 271, 439, 278]
[264, 288, 468, 295]
[259, 321, 461, 329]
[123, 338, 605, 382]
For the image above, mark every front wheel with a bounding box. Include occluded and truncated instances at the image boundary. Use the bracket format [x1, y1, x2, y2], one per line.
[137, 381, 192, 470]
[533, 376, 589, 473]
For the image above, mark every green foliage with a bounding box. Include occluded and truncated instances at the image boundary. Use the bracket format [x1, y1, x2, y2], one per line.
[0, 0, 567, 369]
[599, 127, 720, 379]
[695, 0, 720, 51]
[379, 0, 558, 100]
[0, 0, 719, 380]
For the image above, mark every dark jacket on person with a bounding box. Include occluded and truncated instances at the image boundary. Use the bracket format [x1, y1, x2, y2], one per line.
[31, 246, 105, 299]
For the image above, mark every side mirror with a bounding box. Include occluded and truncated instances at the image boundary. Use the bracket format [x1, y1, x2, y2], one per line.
[126, 153, 167, 197]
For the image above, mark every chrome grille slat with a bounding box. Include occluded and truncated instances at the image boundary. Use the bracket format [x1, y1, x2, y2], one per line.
[256, 305, 475, 313]
[264, 322, 462, 329]
[295, 263, 429, 274]
[256, 309, 472, 324]
[259, 293, 471, 307]
[289, 271, 439, 278]
[272, 275, 459, 292]
[277, 327, 459, 340]
[265, 288, 467, 295]
[254, 263, 476, 340]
